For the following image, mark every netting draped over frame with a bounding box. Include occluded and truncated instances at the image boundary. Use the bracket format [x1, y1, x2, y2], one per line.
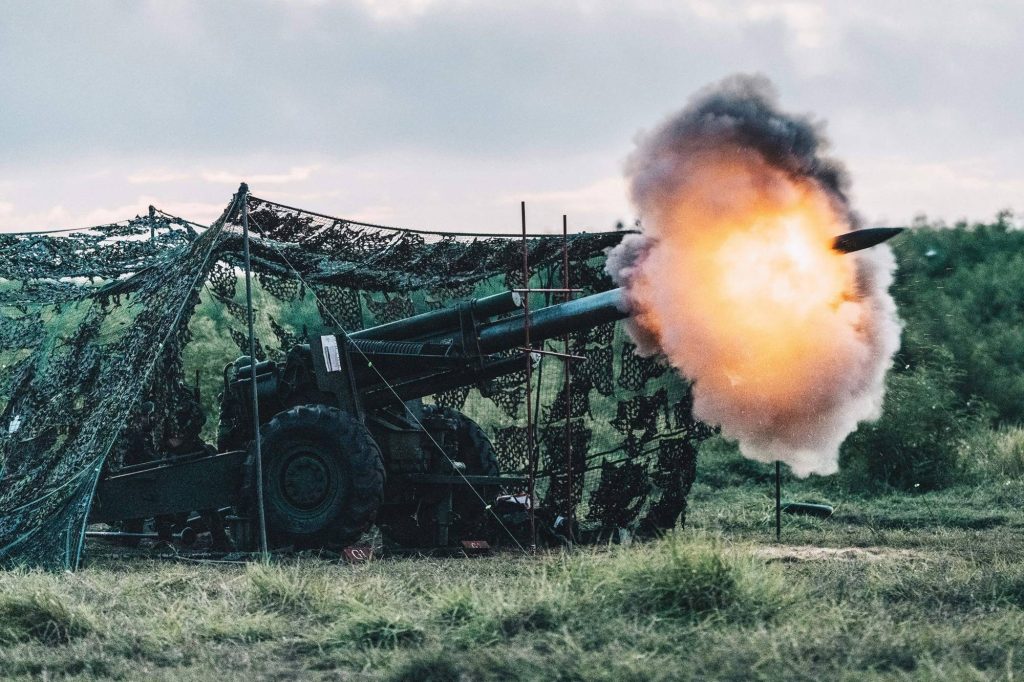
[0, 209, 224, 569]
[0, 192, 712, 569]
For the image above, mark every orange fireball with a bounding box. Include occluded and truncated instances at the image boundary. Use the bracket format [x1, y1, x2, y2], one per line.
[615, 144, 900, 476]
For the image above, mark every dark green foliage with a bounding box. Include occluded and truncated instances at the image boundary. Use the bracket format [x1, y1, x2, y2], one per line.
[891, 212, 1024, 424]
[837, 213, 1022, 490]
[840, 337, 988, 491]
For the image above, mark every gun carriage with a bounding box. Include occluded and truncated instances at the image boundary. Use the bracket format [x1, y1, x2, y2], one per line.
[90, 287, 629, 550]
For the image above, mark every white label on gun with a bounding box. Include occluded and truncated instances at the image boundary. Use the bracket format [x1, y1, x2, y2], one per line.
[321, 335, 342, 373]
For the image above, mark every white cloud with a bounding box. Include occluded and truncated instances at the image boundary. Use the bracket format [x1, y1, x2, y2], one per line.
[200, 166, 320, 185]
[849, 155, 1024, 226]
[0, 196, 226, 233]
[127, 170, 194, 184]
[746, 2, 828, 49]
[354, 0, 442, 22]
[128, 167, 193, 182]
[347, 203, 399, 224]
[501, 177, 629, 231]
[0, 204, 73, 233]
[0, 0, 1022, 230]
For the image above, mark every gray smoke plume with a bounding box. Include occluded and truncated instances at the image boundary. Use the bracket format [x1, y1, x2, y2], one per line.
[609, 74, 902, 477]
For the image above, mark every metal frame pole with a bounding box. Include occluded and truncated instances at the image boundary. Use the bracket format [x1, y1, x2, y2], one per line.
[239, 183, 269, 559]
[775, 461, 782, 542]
[521, 201, 537, 551]
[562, 214, 575, 547]
[530, 267, 552, 439]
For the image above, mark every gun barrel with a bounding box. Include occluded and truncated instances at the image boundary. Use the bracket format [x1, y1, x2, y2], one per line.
[477, 288, 628, 354]
[351, 290, 522, 341]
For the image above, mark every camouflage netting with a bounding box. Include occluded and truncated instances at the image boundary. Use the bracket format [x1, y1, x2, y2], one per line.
[0, 190, 712, 569]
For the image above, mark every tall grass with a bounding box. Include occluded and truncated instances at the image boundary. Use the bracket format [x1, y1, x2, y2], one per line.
[964, 425, 1024, 480]
[4, 476, 1024, 680]
[0, 587, 92, 645]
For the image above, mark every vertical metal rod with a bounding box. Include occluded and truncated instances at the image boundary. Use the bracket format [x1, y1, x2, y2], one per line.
[530, 267, 552, 436]
[775, 460, 782, 542]
[239, 182, 269, 559]
[521, 201, 537, 551]
[562, 214, 574, 547]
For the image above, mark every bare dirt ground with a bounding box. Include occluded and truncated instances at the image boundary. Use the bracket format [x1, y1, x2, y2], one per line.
[755, 545, 929, 563]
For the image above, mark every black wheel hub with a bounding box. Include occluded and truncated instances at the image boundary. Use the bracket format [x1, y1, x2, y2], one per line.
[282, 452, 332, 510]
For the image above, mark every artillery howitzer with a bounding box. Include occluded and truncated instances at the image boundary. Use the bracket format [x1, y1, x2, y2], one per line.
[90, 286, 629, 550]
[87, 224, 898, 551]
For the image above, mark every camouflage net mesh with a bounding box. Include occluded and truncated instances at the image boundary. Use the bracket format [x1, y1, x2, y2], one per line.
[0, 191, 712, 569]
[0, 208, 224, 570]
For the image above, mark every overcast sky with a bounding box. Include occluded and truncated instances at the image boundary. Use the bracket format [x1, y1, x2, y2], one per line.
[1, 0, 1021, 234]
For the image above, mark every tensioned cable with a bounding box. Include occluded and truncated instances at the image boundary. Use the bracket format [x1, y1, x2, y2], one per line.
[151, 208, 209, 233]
[1, 224, 123, 237]
[244, 210, 531, 555]
[253, 196, 635, 240]
[2, 208, 208, 238]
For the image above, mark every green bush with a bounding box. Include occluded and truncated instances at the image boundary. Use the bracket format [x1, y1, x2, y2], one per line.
[840, 341, 987, 491]
[962, 426, 1024, 481]
[891, 214, 1024, 424]
[694, 435, 771, 488]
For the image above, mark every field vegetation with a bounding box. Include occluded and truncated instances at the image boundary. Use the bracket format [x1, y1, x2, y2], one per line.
[2, 466, 1023, 680]
[4, 215, 1024, 679]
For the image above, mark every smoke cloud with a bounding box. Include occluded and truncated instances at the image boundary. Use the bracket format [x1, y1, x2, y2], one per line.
[609, 74, 902, 476]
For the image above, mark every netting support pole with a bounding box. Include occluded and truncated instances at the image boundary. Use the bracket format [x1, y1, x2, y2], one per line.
[239, 182, 269, 560]
[562, 214, 574, 550]
[521, 201, 537, 552]
[775, 461, 782, 542]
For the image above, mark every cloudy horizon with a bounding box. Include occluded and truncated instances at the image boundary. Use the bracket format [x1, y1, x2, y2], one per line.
[2, 0, 1022, 234]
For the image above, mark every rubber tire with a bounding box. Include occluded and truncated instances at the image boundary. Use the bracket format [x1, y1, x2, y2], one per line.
[426, 405, 501, 542]
[379, 407, 500, 548]
[243, 405, 384, 549]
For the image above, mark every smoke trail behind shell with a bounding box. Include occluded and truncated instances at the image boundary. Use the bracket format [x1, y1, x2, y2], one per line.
[609, 74, 902, 476]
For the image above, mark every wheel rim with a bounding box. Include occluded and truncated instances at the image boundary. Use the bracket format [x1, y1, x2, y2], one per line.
[281, 450, 332, 510]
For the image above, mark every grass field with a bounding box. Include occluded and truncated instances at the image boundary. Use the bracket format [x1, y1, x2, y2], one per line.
[2, 442, 1024, 681]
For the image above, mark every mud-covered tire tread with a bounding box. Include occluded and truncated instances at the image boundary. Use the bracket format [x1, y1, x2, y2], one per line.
[242, 404, 385, 549]
[424, 405, 500, 541]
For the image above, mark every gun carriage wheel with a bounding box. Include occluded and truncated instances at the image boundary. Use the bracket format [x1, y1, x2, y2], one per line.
[240, 404, 385, 549]
[379, 406, 500, 547]
[433, 405, 501, 540]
